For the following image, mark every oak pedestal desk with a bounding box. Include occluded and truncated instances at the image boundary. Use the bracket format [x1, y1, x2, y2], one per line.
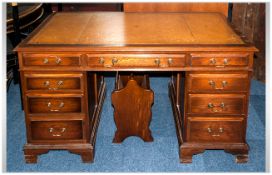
[15, 12, 257, 164]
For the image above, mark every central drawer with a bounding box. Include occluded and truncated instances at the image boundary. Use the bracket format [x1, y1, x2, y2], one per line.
[87, 54, 186, 69]
[186, 117, 245, 143]
[30, 120, 83, 141]
[188, 94, 246, 115]
[27, 96, 83, 114]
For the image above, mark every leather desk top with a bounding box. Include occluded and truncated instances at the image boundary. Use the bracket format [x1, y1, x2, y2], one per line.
[16, 12, 257, 52]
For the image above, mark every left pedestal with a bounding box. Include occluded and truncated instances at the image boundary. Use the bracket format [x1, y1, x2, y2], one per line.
[20, 71, 105, 163]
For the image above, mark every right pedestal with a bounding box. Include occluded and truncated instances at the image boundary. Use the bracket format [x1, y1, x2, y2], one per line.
[169, 72, 250, 163]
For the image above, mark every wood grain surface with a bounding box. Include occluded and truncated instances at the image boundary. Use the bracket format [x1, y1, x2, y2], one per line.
[112, 75, 154, 143]
[16, 11, 257, 164]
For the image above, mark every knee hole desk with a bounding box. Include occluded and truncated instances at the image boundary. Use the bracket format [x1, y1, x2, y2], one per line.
[15, 12, 257, 164]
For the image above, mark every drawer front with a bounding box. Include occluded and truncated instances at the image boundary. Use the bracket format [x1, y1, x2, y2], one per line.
[88, 54, 185, 68]
[23, 53, 81, 67]
[186, 117, 245, 142]
[30, 120, 83, 140]
[189, 53, 249, 67]
[25, 73, 82, 91]
[28, 96, 83, 114]
[187, 73, 249, 92]
[188, 94, 246, 115]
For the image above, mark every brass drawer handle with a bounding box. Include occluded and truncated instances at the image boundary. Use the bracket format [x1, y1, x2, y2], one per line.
[45, 80, 63, 90]
[207, 102, 225, 112]
[49, 127, 66, 137]
[208, 80, 228, 89]
[154, 58, 161, 66]
[43, 56, 61, 64]
[209, 58, 216, 65]
[207, 102, 225, 108]
[104, 57, 118, 67]
[207, 127, 224, 137]
[47, 101, 64, 112]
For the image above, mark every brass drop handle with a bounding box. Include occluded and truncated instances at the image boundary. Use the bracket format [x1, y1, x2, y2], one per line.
[46, 80, 63, 90]
[208, 102, 225, 108]
[155, 58, 161, 66]
[210, 58, 216, 65]
[47, 101, 64, 111]
[55, 57, 62, 64]
[48, 80, 64, 90]
[112, 57, 118, 65]
[43, 58, 49, 64]
[103, 57, 115, 68]
[207, 127, 224, 137]
[208, 102, 225, 112]
[99, 57, 105, 64]
[49, 127, 66, 137]
[208, 80, 228, 89]
[168, 58, 173, 65]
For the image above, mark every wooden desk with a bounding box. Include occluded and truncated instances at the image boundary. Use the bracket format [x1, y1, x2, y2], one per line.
[15, 12, 257, 164]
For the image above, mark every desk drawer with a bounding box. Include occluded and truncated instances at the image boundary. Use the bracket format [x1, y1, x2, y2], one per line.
[88, 54, 185, 68]
[187, 73, 249, 92]
[23, 53, 81, 67]
[189, 53, 249, 67]
[25, 73, 83, 91]
[27, 96, 83, 114]
[30, 120, 83, 141]
[186, 117, 245, 142]
[188, 94, 246, 115]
